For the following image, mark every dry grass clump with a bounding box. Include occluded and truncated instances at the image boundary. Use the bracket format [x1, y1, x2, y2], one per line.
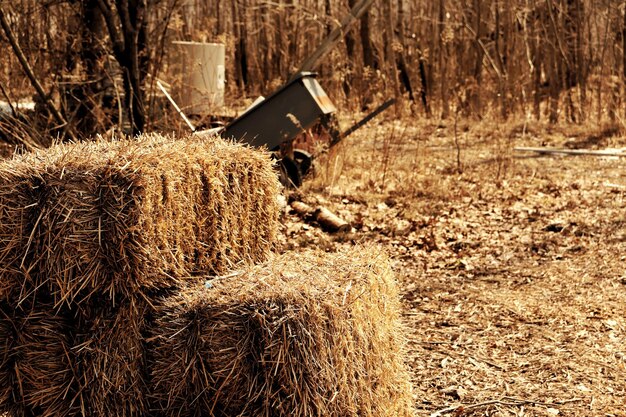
[149, 246, 415, 417]
[0, 133, 279, 305]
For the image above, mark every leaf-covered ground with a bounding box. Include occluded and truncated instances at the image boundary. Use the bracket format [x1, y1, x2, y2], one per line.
[278, 118, 626, 416]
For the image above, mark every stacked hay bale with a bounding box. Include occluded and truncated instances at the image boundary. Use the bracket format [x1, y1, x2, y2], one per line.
[8, 135, 278, 304]
[149, 247, 415, 417]
[0, 134, 280, 417]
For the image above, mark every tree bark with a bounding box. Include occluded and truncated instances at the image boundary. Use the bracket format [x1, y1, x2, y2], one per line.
[471, 0, 484, 114]
[360, 7, 377, 69]
[382, 0, 400, 102]
[623, 0, 626, 82]
[96, 0, 148, 134]
[396, 0, 415, 104]
[438, 0, 449, 118]
[232, 0, 248, 90]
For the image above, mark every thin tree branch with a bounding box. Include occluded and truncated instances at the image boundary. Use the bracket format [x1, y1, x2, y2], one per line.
[0, 81, 17, 117]
[462, 17, 504, 81]
[96, 0, 126, 61]
[0, 6, 76, 141]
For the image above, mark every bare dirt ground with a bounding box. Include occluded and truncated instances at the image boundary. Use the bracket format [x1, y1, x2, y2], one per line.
[278, 117, 626, 417]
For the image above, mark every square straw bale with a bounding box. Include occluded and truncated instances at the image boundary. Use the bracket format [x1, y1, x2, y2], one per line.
[0, 134, 279, 305]
[0, 295, 76, 417]
[0, 300, 18, 415]
[70, 296, 150, 417]
[0, 157, 43, 302]
[149, 246, 416, 417]
[0, 293, 151, 417]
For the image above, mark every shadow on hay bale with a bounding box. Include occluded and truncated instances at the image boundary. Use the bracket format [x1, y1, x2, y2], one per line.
[0, 301, 18, 415]
[0, 295, 75, 417]
[70, 297, 150, 417]
[0, 134, 279, 306]
[1, 292, 160, 417]
[149, 246, 416, 417]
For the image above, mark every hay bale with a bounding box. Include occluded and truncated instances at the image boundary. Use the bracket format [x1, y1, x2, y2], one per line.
[15, 304, 76, 417]
[0, 294, 150, 417]
[0, 295, 76, 417]
[149, 246, 415, 417]
[0, 134, 279, 305]
[0, 301, 18, 414]
[71, 297, 149, 417]
[0, 158, 40, 302]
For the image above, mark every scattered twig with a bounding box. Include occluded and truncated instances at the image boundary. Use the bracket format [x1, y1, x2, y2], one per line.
[430, 396, 583, 417]
[514, 147, 626, 157]
[0, 81, 17, 117]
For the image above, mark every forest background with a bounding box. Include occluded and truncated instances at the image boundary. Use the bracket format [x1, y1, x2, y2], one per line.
[0, 0, 624, 147]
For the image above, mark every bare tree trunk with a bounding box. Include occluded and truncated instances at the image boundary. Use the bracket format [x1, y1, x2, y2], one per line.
[343, 0, 359, 98]
[417, 47, 431, 115]
[259, 1, 272, 89]
[96, 0, 149, 134]
[360, 7, 376, 69]
[438, 0, 449, 118]
[622, 0, 626, 122]
[396, 0, 415, 104]
[382, 0, 400, 102]
[494, 0, 507, 117]
[623, 0, 626, 82]
[232, 0, 248, 90]
[471, 0, 484, 114]
[65, 0, 109, 134]
[564, 0, 584, 121]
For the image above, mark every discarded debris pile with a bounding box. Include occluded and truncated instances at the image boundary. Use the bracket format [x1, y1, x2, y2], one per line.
[0, 134, 280, 417]
[149, 247, 415, 417]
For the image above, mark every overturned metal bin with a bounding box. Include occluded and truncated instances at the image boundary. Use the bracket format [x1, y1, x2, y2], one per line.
[222, 72, 336, 151]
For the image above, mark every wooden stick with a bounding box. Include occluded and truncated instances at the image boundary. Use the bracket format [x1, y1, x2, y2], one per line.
[0, 7, 76, 141]
[314, 207, 351, 233]
[290, 201, 317, 220]
[290, 201, 351, 233]
[514, 147, 626, 157]
[157, 81, 196, 132]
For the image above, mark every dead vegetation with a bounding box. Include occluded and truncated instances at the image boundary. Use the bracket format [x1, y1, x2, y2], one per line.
[280, 117, 626, 416]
